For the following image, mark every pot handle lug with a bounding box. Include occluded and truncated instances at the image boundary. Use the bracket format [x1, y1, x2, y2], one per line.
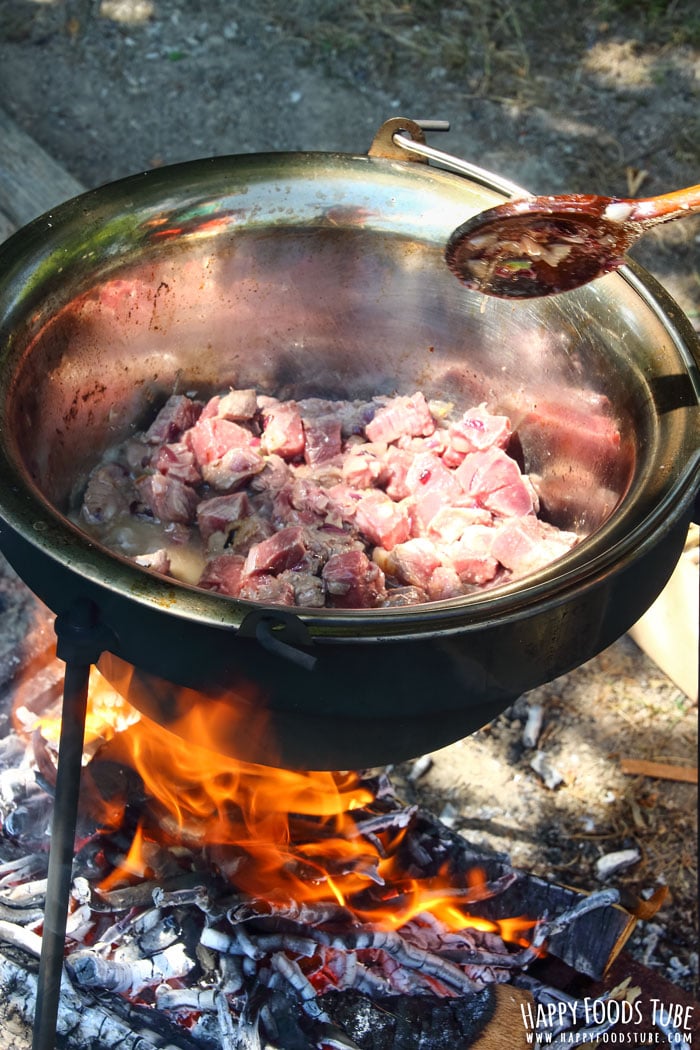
[238, 609, 317, 671]
[368, 117, 430, 161]
[370, 117, 529, 199]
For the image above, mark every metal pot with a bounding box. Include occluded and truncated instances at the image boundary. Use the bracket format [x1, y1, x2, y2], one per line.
[0, 119, 698, 768]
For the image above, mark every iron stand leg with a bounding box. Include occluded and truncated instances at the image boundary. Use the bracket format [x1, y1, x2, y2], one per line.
[32, 600, 108, 1050]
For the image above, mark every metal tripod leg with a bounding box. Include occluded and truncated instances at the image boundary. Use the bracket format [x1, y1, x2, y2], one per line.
[32, 600, 109, 1050]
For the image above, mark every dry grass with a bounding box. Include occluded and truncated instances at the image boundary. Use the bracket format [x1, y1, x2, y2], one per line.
[259, 0, 700, 104]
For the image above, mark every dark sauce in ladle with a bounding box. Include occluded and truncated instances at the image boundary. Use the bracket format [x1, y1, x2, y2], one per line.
[446, 187, 700, 298]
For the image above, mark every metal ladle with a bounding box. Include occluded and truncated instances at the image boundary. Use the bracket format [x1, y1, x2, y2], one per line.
[445, 184, 700, 298]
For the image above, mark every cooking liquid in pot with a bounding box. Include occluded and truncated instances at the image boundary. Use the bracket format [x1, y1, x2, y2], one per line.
[71, 385, 585, 609]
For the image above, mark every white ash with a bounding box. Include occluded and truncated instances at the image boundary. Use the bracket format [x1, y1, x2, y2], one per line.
[594, 848, 640, 881]
[521, 703, 544, 749]
[529, 750, 565, 790]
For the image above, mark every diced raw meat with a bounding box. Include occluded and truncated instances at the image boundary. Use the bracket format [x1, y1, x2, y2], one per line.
[135, 472, 199, 524]
[297, 397, 376, 437]
[78, 383, 600, 609]
[322, 550, 386, 608]
[355, 491, 412, 550]
[187, 417, 258, 468]
[302, 524, 363, 567]
[448, 525, 500, 585]
[152, 442, 201, 485]
[303, 415, 342, 465]
[279, 569, 326, 607]
[382, 446, 413, 500]
[365, 392, 435, 444]
[382, 585, 429, 607]
[243, 526, 306, 577]
[216, 388, 259, 421]
[448, 404, 512, 454]
[201, 447, 264, 492]
[374, 538, 442, 590]
[272, 479, 334, 527]
[455, 447, 536, 517]
[249, 454, 292, 494]
[260, 401, 305, 459]
[81, 463, 135, 524]
[237, 574, 297, 605]
[225, 515, 275, 555]
[427, 565, 465, 601]
[122, 437, 152, 473]
[198, 553, 246, 594]
[428, 505, 492, 543]
[196, 492, 250, 541]
[144, 394, 203, 445]
[134, 549, 171, 574]
[490, 517, 578, 577]
[341, 444, 388, 489]
[405, 452, 463, 528]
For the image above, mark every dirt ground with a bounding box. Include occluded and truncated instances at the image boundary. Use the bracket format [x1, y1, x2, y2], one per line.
[0, 0, 698, 1002]
[1, 0, 698, 323]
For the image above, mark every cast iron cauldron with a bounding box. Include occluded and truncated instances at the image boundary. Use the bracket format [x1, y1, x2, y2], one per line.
[0, 119, 698, 769]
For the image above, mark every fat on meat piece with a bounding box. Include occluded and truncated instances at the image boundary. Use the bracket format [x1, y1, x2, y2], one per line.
[134, 548, 171, 574]
[406, 452, 463, 528]
[448, 525, 500, 585]
[490, 517, 578, 577]
[260, 400, 305, 459]
[341, 443, 388, 489]
[144, 394, 203, 445]
[322, 550, 386, 608]
[427, 565, 466, 601]
[448, 404, 512, 454]
[373, 538, 441, 591]
[456, 447, 536, 517]
[215, 387, 259, 421]
[365, 392, 436, 444]
[354, 490, 412, 550]
[428, 506, 492, 544]
[200, 446, 265, 492]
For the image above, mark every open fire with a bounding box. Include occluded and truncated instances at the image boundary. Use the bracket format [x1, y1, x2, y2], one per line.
[0, 646, 648, 1050]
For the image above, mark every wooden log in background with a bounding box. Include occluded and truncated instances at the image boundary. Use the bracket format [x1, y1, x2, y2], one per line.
[0, 106, 85, 238]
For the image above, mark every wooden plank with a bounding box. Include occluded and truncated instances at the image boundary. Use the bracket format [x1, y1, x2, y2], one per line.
[472, 985, 534, 1050]
[619, 757, 698, 784]
[0, 107, 85, 234]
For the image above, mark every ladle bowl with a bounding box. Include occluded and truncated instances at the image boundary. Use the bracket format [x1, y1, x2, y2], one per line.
[445, 184, 700, 298]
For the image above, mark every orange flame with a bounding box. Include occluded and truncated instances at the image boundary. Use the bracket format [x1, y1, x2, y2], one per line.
[19, 660, 539, 948]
